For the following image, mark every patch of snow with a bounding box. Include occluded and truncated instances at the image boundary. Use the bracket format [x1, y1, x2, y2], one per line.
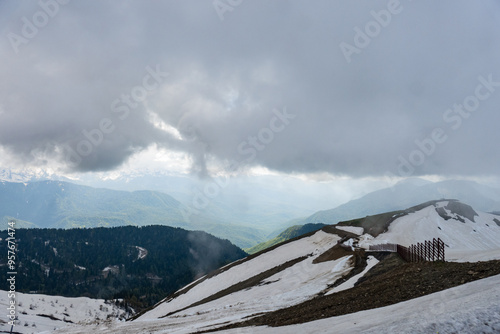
[173, 274, 207, 294]
[434, 201, 449, 208]
[357, 234, 374, 249]
[102, 265, 120, 275]
[326, 255, 379, 295]
[335, 226, 364, 235]
[446, 248, 500, 263]
[342, 238, 355, 251]
[331, 255, 352, 274]
[135, 246, 148, 260]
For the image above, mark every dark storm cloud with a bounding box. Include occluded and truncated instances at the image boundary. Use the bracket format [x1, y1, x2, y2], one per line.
[1, 0, 499, 177]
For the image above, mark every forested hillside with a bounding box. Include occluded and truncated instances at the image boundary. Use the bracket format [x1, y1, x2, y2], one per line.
[1, 225, 247, 311]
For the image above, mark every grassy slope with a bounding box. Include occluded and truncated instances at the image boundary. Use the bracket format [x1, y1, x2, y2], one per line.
[245, 223, 326, 254]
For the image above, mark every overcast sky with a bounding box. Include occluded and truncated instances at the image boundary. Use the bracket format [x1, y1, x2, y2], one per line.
[1, 0, 500, 182]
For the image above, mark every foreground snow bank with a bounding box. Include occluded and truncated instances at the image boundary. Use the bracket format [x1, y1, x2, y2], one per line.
[218, 273, 500, 334]
[0, 290, 129, 334]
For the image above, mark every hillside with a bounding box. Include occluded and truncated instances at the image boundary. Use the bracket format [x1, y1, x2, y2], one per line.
[0, 180, 266, 248]
[48, 199, 500, 333]
[0, 225, 246, 312]
[245, 223, 325, 254]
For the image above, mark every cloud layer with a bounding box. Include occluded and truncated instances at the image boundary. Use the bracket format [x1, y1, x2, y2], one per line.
[1, 0, 499, 178]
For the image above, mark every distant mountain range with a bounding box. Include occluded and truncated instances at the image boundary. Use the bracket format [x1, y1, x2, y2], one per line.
[2, 173, 500, 251]
[0, 180, 184, 229]
[246, 179, 500, 251]
[0, 180, 266, 248]
[0, 168, 337, 232]
[0, 168, 61, 183]
[0, 168, 338, 247]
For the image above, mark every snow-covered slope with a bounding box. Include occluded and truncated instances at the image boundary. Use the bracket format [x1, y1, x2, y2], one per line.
[140, 230, 342, 321]
[52, 200, 500, 333]
[0, 290, 130, 333]
[367, 200, 500, 262]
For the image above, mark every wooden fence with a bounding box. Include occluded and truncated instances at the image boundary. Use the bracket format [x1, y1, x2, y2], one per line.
[369, 238, 445, 262]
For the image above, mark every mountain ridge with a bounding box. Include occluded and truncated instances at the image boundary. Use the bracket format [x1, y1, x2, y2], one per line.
[0, 180, 266, 248]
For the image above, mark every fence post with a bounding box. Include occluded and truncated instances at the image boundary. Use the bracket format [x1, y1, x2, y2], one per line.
[432, 238, 436, 261]
[432, 238, 439, 261]
[419, 243, 424, 262]
[425, 240, 431, 261]
[424, 241, 428, 261]
[438, 238, 445, 261]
